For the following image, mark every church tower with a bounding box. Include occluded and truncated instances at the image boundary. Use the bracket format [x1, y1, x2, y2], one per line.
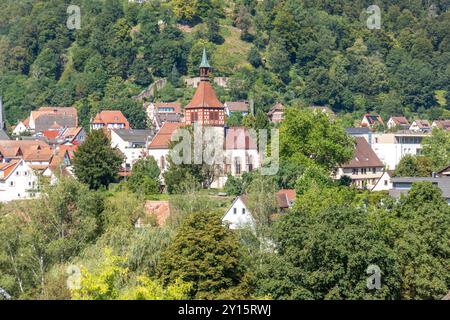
[184, 49, 225, 126]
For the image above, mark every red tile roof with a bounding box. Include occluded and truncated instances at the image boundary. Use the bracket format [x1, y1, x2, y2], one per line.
[268, 103, 284, 116]
[91, 111, 130, 128]
[0, 160, 21, 181]
[148, 122, 185, 149]
[225, 101, 249, 112]
[390, 116, 410, 125]
[185, 80, 224, 110]
[276, 189, 297, 208]
[144, 201, 171, 226]
[154, 102, 182, 114]
[342, 137, 384, 168]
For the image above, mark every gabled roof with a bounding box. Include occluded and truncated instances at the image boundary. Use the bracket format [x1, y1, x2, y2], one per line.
[91, 111, 130, 127]
[268, 103, 284, 115]
[113, 129, 154, 143]
[185, 80, 224, 110]
[31, 107, 78, 132]
[411, 119, 430, 128]
[389, 116, 410, 126]
[225, 101, 249, 112]
[0, 140, 52, 161]
[276, 189, 296, 208]
[154, 102, 182, 114]
[148, 122, 185, 149]
[433, 120, 450, 130]
[0, 160, 21, 181]
[362, 113, 384, 126]
[342, 137, 384, 168]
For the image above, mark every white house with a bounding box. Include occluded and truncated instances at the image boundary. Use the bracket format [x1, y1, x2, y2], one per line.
[111, 129, 154, 170]
[387, 116, 410, 130]
[0, 160, 39, 202]
[371, 171, 392, 192]
[409, 120, 431, 132]
[222, 196, 255, 230]
[334, 137, 385, 190]
[369, 132, 428, 170]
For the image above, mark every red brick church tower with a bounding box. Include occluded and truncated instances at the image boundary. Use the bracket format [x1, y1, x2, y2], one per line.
[184, 49, 225, 126]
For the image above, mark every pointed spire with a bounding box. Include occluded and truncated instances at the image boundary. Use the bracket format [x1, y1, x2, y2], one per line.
[199, 48, 211, 69]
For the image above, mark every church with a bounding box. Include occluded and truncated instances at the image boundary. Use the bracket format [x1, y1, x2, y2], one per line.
[147, 49, 260, 188]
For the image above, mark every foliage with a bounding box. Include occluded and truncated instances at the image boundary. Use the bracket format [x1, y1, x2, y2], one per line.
[280, 108, 354, 171]
[421, 129, 450, 171]
[128, 157, 161, 195]
[394, 155, 433, 177]
[73, 129, 123, 190]
[158, 211, 244, 299]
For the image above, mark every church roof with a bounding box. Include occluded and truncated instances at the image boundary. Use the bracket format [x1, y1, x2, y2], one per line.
[185, 79, 224, 109]
[199, 48, 211, 69]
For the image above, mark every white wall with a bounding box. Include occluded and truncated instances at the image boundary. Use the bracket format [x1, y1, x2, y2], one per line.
[371, 143, 422, 170]
[222, 197, 255, 230]
[0, 161, 39, 202]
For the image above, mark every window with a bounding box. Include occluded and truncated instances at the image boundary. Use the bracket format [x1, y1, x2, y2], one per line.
[242, 208, 246, 215]
[384, 180, 388, 186]
[233, 208, 237, 214]
[235, 158, 241, 175]
[191, 112, 198, 122]
[9, 181, 15, 187]
[15, 171, 20, 176]
[372, 168, 376, 174]
[352, 168, 358, 175]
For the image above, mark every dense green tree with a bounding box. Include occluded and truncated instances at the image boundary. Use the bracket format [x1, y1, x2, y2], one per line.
[394, 155, 433, 177]
[158, 211, 244, 299]
[128, 157, 161, 195]
[421, 128, 450, 171]
[280, 108, 354, 171]
[73, 129, 123, 190]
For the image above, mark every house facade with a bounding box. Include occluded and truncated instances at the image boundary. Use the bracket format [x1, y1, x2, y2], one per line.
[387, 116, 410, 130]
[91, 110, 130, 130]
[0, 160, 39, 202]
[334, 137, 385, 190]
[409, 120, 431, 132]
[111, 129, 154, 170]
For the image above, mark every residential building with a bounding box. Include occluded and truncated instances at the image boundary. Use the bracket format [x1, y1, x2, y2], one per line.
[432, 120, 450, 131]
[28, 107, 78, 133]
[409, 120, 431, 132]
[184, 49, 225, 127]
[12, 117, 30, 136]
[0, 159, 39, 202]
[111, 129, 154, 170]
[268, 103, 285, 123]
[370, 131, 428, 170]
[0, 140, 53, 170]
[387, 116, 410, 130]
[389, 177, 450, 205]
[437, 165, 450, 177]
[361, 113, 384, 129]
[147, 122, 185, 173]
[222, 196, 254, 230]
[224, 101, 250, 117]
[91, 110, 130, 130]
[334, 137, 385, 190]
[276, 189, 297, 212]
[222, 190, 296, 230]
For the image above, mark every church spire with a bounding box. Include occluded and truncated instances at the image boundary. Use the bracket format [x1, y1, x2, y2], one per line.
[199, 48, 211, 79]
